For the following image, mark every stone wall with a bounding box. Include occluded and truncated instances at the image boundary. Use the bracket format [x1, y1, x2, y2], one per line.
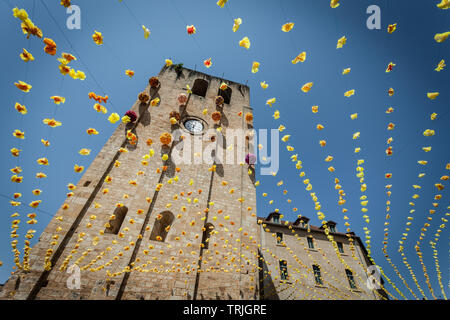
[0, 65, 259, 300]
[258, 218, 381, 300]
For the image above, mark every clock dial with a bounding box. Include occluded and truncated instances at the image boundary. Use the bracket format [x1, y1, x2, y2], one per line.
[184, 119, 204, 134]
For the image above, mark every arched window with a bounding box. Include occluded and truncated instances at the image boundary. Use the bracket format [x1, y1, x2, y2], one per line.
[218, 86, 232, 104]
[150, 211, 175, 242]
[105, 206, 128, 234]
[192, 79, 208, 97]
[201, 223, 215, 249]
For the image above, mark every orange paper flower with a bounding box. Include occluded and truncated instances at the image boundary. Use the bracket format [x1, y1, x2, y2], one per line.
[186, 25, 196, 35]
[50, 96, 65, 104]
[15, 80, 32, 92]
[14, 103, 27, 114]
[92, 30, 103, 45]
[160, 132, 172, 145]
[43, 38, 57, 55]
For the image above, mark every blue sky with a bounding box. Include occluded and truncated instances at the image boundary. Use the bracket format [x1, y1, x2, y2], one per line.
[0, 0, 448, 299]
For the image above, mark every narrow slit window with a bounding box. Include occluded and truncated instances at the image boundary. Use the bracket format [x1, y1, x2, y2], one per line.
[105, 206, 128, 235]
[150, 211, 175, 242]
[201, 223, 215, 249]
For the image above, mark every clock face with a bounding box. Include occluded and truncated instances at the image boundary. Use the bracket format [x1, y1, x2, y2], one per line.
[184, 119, 204, 134]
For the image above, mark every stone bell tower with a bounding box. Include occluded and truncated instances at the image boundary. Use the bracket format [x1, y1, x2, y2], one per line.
[0, 65, 259, 300]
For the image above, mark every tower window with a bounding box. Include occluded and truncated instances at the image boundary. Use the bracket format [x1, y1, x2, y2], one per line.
[276, 232, 283, 244]
[105, 206, 128, 234]
[329, 225, 336, 233]
[273, 215, 279, 224]
[307, 237, 314, 249]
[201, 223, 215, 249]
[150, 211, 175, 242]
[345, 269, 356, 289]
[191, 79, 208, 97]
[217, 86, 232, 104]
[337, 242, 344, 253]
[313, 265, 323, 285]
[279, 260, 288, 280]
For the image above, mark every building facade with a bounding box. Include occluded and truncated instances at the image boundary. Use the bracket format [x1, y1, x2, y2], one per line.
[0, 66, 383, 300]
[258, 212, 385, 300]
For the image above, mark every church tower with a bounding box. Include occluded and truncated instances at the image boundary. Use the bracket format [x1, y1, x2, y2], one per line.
[1, 65, 259, 300]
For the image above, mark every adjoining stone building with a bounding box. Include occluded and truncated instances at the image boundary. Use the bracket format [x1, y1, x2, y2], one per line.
[0, 66, 384, 300]
[258, 212, 386, 300]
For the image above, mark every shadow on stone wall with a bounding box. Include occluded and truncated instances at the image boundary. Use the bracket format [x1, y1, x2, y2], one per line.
[258, 249, 279, 300]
